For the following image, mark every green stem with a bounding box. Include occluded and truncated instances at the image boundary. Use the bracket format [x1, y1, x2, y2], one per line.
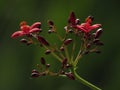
[72, 68, 102, 90]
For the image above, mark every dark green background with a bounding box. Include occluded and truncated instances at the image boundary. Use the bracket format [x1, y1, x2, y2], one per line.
[0, 0, 120, 90]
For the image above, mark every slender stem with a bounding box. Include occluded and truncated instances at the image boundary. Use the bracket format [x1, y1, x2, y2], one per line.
[72, 68, 102, 90]
[70, 43, 76, 63]
[43, 45, 62, 62]
[64, 46, 70, 61]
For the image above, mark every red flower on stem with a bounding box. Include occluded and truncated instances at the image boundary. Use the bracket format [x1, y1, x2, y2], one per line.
[11, 21, 41, 38]
[76, 16, 101, 33]
[68, 12, 101, 33]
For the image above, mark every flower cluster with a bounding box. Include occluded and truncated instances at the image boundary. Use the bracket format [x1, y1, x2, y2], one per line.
[11, 12, 103, 90]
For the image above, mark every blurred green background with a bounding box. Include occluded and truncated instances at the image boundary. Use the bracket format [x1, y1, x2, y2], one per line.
[0, 0, 120, 90]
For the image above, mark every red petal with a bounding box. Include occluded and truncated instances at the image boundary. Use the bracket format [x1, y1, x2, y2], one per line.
[85, 16, 94, 24]
[30, 22, 41, 29]
[11, 31, 25, 38]
[29, 28, 40, 33]
[20, 25, 30, 34]
[90, 24, 101, 30]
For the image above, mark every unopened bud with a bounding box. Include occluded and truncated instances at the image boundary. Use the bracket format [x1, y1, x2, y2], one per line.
[48, 30, 53, 33]
[31, 69, 39, 78]
[65, 64, 71, 68]
[60, 46, 64, 51]
[45, 50, 51, 55]
[46, 64, 50, 68]
[48, 20, 54, 26]
[37, 36, 49, 46]
[40, 57, 46, 65]
[65, 72, 75, 80]
[64, 38, 72, 45]
[20, 38, 28, 43]
[62, 58, 67, 67]
[87, 43, 91, 49]
[95, 28, 103, 39]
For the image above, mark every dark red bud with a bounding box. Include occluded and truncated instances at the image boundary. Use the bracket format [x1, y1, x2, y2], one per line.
[65, 64, 71, 68]
[20, 38, 28, 43]
[64, 38, 72, 45]
[31, 70, 39, 78]
[68, 12, 76, 25]
[46, 64, 50, 68]
[87, 43, 91, 49]
[40, 57, 46, 65]
[95, 28, 103, 39]
[60, 46, 64, 51]
[45, 50, 51, 55]
[48, 20, 54, 26]
[37, 36, 49, 46]
[62, 58, 67, 67]
[65, 72, 75, 80]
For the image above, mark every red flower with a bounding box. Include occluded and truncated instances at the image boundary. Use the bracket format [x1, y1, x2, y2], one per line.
[76, 16, 101, 33]
[11, 21, 41, 38]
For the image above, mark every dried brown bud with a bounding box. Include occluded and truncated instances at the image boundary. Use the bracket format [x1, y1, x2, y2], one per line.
[95, 28, 103, 39]
[37, 36, 49, 46]
[65, 72, 75, 80]
[64, 38, 72, 45]
[40, 57, 46, 65]
[45, 50, 51, 55]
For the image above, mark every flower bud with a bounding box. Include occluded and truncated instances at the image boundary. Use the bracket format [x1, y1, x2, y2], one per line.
[37, 36, 49, 46]
[65, 72, 75, 80]
[62, 58, 67, 68]
[64, 38, 72, 45]
[40, 57, 46, 65]
[60, 46, 64, 51]
[31, 69, 39, 78]
[48, 20, 54, 26]
[45, 50, 51, 55]
[95, 28, 103, 39]
[31, 72, 40, 78]
[46, 64, 50, 68]
[48, 30, 53, 33]
[20, 38, 28, 43]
